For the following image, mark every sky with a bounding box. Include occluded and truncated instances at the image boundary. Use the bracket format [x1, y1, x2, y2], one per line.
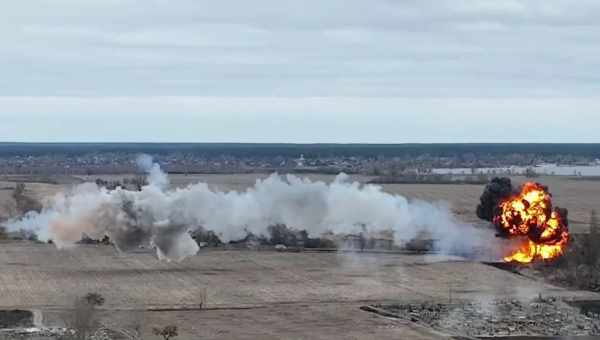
[1, 0, 599, 143]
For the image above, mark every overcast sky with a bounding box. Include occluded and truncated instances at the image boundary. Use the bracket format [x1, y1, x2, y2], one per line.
[1, 0, 599, 142]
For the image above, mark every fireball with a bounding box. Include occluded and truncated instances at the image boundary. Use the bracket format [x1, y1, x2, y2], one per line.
[494, 182, 569, 263]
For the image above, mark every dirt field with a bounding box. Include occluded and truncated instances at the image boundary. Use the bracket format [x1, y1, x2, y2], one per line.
[0, 242, 598, 339]
[0, 173, 599, 338]
[2, 243, 592, 309]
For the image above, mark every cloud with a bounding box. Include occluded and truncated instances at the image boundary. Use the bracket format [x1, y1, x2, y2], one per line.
[1, 0, 600, 97]
[0, 1, 598, 141]
[0, 96, 598, 142]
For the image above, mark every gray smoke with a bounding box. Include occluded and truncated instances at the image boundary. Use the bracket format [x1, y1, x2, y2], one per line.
[136, 153, 169, 189]
[6, 158, 495, 261]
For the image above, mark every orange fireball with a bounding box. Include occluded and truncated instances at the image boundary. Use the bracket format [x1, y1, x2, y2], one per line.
[494, 182, 569, 263]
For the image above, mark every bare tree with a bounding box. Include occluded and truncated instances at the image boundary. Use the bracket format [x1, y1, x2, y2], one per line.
[12, 183, 42, 216]
[61, 293, 105, 340]
[131, 175, 148, 191]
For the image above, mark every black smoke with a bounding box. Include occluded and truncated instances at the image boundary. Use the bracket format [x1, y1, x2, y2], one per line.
[476, 177, 514, 224]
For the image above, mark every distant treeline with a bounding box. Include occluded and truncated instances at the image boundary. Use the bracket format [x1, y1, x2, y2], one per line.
[368, 174, 490, 185]
[1, 143, 599, 158]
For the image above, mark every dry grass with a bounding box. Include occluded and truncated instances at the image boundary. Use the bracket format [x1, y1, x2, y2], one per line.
[0, 242, 596, 310]
[1, 243, 597, 339]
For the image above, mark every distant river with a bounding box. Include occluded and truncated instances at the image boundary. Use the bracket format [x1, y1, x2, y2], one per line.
[432, 164, 600, 176]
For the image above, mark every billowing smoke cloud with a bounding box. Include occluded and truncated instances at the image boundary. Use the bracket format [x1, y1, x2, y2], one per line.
[136, 153, 169, 189]
[476, 177, 570, 238]
[476, 177, 513, 224]
[6, 157, 494, 261]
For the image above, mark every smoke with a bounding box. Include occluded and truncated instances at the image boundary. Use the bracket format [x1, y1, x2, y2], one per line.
[477, 177, 570, 237]
[136, 154, 168, 189]
[6, 157, 495, 261]
[476, 177, 513, 225]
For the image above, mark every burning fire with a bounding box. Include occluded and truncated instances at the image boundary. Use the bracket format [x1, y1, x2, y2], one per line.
[494, 182, 569, 263]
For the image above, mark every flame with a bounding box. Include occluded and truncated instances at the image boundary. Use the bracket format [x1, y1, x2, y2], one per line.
[494, 182, 569, 263]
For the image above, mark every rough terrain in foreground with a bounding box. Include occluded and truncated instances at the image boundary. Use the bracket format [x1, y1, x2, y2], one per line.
[0, 242, 598, 339]
[378, 297, 600, 337]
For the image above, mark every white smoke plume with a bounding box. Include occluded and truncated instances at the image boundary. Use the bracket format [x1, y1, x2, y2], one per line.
[5, 157, 494, 261]
[136, 153, 169, 189]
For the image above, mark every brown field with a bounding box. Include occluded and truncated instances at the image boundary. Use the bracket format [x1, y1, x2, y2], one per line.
[0, 242, 597, 339]
[0, 173, 599, 338]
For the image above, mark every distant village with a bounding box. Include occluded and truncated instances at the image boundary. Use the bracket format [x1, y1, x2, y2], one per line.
[0, 151, 598, 176]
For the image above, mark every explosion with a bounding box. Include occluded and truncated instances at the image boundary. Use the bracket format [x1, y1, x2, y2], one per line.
[477, 178, 570, 264]
[495, 182, 569, 263]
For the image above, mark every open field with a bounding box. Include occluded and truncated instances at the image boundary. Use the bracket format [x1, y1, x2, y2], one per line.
[0, 180, 64, 218]
[0, 173, 599, 338]
[0, 242, 598, 339]
[3, 243, 593, 309]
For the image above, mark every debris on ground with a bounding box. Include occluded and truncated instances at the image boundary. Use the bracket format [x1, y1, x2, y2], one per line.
[376, 297, 600, 337]
[0, 327, 67, 339]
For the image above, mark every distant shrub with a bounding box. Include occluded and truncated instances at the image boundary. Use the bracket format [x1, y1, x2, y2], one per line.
[304, 236, 337, 249]
[95, 178, 122, 190]
[543, 213, 600, 291]
[63, 292, 105, 340]
[267, 224, 339, 249]
[15, 229, 39, 242]
[268, 224, 299, 247]
[525, 167, 539, 178]
[123, 175, 148, 191]
[83, 293, 105, 307]
[153, 325, 178, 340]
[191, 227, 223, 247]
[77, 234, 111, 245]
